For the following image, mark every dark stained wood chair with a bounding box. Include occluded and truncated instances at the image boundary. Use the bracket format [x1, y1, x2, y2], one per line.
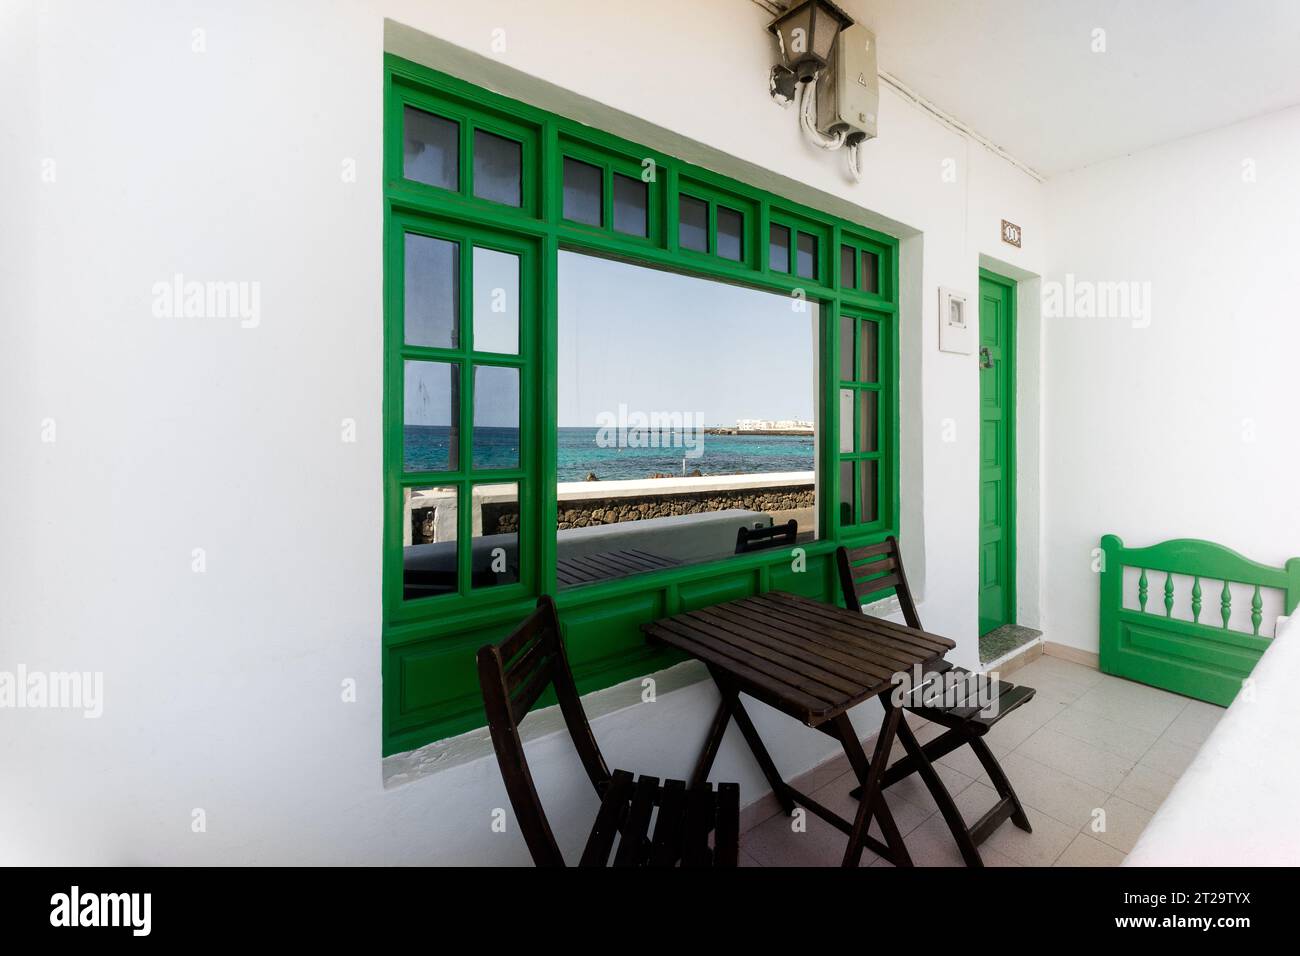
[477, 595, 740, 867]
[735, 518, 798, 554]
[836, 537, 1036, 866]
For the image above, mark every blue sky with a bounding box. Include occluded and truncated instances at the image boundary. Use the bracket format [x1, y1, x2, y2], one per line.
[405, 251, 818, 429]
[558, 252, 816, 428]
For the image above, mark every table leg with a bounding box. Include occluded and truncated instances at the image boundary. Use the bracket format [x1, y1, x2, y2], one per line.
[838, 703, 912, 867]
[688, 699, 731, 789]
[710, 667, 796, 816]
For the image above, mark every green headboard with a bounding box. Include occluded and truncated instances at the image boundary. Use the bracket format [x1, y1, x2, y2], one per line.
[1099, 535, 1300, 706]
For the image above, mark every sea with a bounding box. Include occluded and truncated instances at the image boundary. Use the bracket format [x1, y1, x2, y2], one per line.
[403, 426, 814, 480]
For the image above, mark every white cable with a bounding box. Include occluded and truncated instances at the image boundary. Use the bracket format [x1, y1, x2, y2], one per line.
[798, 72, 867, 182]
[848, 140, 865, 182]
[799, 75, 846, 151]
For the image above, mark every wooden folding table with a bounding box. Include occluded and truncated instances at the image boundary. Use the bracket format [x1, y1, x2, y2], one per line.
[642, 591, 955, 866]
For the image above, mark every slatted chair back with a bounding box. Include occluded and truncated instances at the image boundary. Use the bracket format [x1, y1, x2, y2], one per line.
[736, 518, 798, 554]
[477, 595, 612, 866]
[836, 535, 921, 628]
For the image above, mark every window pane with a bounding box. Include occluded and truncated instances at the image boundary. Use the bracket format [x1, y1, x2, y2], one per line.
[403, 106, 458, 190]
[404, 485, 458, 599]
[472, 482, 520, 589]
[612, 173, 648, 237]
[839, 315, 854, 381]
[473, 130, 522, 206]
[840, 244, 856, 288]
[404, 234, 458, 349]
[404, 360, 458, 472]
[472, 247, 519, 355]
[559, 251, 818, 584]
[473, 365, 520, 468]
[563, 157, 602, 226]
[769, 223, 791, 272]
[839, 461, 854, 527]
[678, 195, 708, 252]
[860, 459, 879, 523]
[796, 232, 818, 279]
[858, 391, 878, 452]
[839, 388, 854, 453]
[859, 319, 878, 382]
[716, 206, 743, 261]
[861, 250, 879, 294]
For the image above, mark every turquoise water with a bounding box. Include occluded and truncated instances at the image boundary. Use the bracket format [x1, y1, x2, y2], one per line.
[403, 426, 814, 480]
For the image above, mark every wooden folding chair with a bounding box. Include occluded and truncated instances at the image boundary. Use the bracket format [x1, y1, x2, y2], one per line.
[735, 518, 798, 554]
[836, 537, 1036, 866]
[477, 595, 740, 867]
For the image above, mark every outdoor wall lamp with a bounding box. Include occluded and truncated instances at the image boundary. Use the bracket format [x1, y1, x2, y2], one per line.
[766, 0, 875, 182]
[768, 0, 854, 93]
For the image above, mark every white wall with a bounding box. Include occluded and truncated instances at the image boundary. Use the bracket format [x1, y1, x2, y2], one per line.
[1041, 105, 1300, 652]
[0, 0, 1043, 864]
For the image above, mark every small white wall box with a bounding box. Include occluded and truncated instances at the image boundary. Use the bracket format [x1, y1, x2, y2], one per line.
[816, 23, 879, 140]
[938, 287, 972, 354]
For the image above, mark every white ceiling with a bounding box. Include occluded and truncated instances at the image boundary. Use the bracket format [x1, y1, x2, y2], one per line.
[836, 0, 1300, 176]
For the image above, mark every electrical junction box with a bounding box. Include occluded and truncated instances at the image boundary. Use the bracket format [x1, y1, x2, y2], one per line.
[816, 23, 879, 140]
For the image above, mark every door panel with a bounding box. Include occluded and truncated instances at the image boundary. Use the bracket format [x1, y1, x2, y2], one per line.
[978, 272, 1015, 635]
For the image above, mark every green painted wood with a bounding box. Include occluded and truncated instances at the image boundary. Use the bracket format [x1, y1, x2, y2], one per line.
[977, 269, 1016, 636]
[1098, 535, 1300, 706]
[382, 54, 902, 755]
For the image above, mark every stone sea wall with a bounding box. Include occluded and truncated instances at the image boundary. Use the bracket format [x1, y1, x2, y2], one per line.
[554, 484, 813, 531]
[409, 476, 815, 543]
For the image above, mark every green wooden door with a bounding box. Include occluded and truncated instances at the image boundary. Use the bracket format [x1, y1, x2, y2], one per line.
[978, 270, 1016, 635]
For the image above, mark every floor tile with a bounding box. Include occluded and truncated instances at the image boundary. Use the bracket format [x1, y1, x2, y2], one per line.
[868, 812, 1020, 867]
[797, 753, 852, 794]
[1092, 794, 1153, 853]
[738, 848, 764, 867]
[1161, 698, 1225, 748]
[1046, 705, 1159, 761]
[886, 760, 974, 812]
[908, 718, 945, 744]
[1140, 736, 1198, 778]
[1070, 677, 1188, 736]
[1055, 832, 1125, 867]
[1021, 654, 1107, 690]
[1010, 658, 1101, 707]
[1113, 763, 1179, 812]
[982, 693, 1066, 751]
[1016, 726, 1136, 791]
[741, 807, 880, 867]
[936, 736, 1009, 780]
[954, 782, 1077, 866]
[809, 770, 935, 841]
[987, 750, 1111, 830]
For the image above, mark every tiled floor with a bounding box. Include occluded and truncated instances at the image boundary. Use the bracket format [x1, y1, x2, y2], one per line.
[739, 654, 1225, 867]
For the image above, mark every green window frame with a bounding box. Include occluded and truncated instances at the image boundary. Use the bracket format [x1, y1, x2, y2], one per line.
[558, 137, 664, 244]
[383, 55, 901, 755]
